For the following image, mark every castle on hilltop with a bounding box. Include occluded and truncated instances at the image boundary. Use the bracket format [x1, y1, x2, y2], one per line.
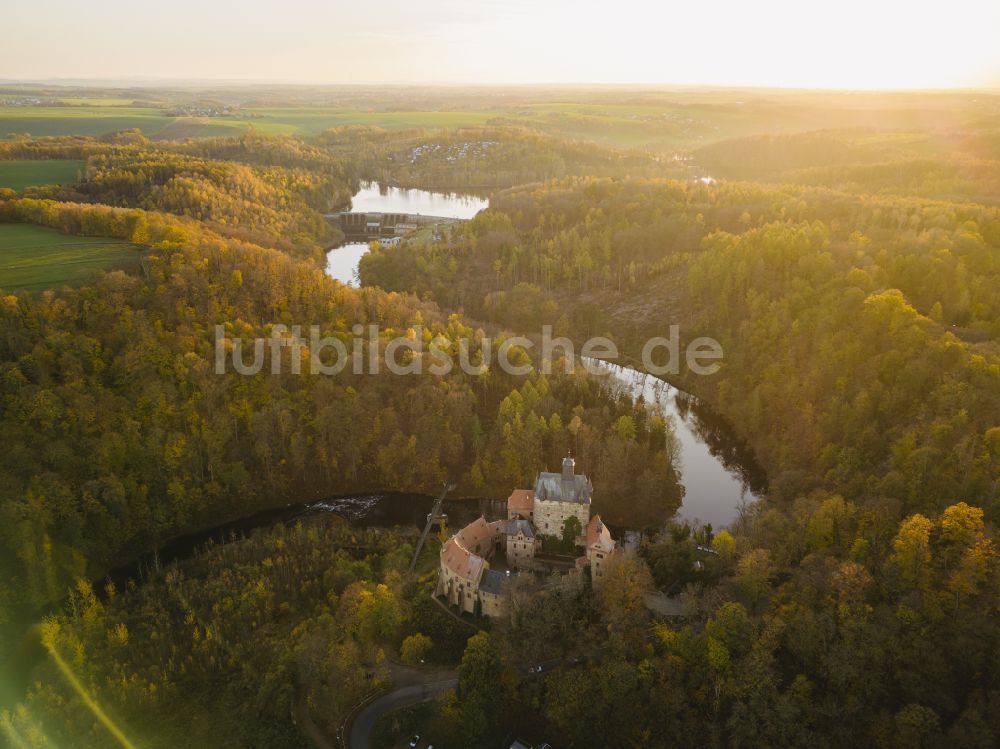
[436, 455, 617, 617]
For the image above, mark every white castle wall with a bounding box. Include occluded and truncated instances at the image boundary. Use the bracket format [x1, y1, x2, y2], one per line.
[533, 498, 590, 538]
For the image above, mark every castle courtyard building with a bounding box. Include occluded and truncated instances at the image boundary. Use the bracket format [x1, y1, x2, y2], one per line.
[504, 518, 539, 567]
[438, 456, 617, 618]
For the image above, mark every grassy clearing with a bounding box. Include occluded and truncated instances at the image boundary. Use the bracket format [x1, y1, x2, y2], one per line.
[0, 223, 141, 292]
[0, 159, 84, 190]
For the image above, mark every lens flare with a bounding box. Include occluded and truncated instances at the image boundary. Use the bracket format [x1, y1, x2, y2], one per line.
[1, 705, 60, 749]
[44, 645, 138, 749]
[0, 715, 32, 749]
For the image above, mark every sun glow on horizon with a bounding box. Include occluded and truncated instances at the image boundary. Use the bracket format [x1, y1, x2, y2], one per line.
[2, 0, 1000, 90]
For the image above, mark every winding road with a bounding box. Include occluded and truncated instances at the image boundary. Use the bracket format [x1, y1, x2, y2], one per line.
[313, 593, 682, 748]
[349, 678, 457, 749]
[347, 662, 458, 749]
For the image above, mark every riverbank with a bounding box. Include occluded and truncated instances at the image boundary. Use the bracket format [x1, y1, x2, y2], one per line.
[325, 182, 488, 285]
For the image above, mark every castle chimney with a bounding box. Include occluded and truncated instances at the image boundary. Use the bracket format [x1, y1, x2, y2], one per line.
[562, 453, 575, 482]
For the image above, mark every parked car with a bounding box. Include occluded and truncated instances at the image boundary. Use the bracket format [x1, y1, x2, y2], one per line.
[408, 736, 420, 747]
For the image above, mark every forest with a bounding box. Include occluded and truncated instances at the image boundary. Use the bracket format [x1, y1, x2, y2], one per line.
[356, 119, 1000, 744]
[362, 176, 1000, 516]
[0, 196, 682, 604]
[2, 86, 1000, 748]
[0, 128, 684, 747]
[316, 125, 680, 190]
[0, 132, 356, 262]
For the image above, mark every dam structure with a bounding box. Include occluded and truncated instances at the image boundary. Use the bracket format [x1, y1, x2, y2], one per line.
[325, 211, 461, 242]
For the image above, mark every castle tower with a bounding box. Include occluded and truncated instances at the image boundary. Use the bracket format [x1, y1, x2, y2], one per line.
[561, 453, 575, 482]
[531, 453, 591, 536]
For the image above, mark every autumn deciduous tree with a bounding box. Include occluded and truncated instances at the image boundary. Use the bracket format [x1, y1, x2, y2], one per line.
[595, 552, 652, 652]
[892, 514, 934, 593]
[457, 632, 507, 746]
[400, 633, 433, 664]
[358, 584, 402, 644]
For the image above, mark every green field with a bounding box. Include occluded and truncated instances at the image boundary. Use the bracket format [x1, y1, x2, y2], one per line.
[53, 98, 140, 106]
[0, 106, 174, 137]
[243, 107, 499, 135]
[0, 159, 84, 190]
[0, 103, 737, 148]
[0, 105, 500, 140]
[2, 89, 990, 151]
[0, 223, 141, 292]
[152, 116, 298, 140]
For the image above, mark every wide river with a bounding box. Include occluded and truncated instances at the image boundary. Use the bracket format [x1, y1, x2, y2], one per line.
[325, 183, 489, 285]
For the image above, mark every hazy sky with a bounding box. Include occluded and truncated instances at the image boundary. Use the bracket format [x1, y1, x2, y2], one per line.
[3, 0, 1000, 89]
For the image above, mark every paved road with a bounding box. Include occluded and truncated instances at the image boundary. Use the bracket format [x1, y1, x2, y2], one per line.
[343, 650, 609, 748]
[349, 678, 457, 749]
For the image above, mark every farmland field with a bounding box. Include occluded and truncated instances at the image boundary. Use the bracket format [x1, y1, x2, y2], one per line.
[0, 159, 84, 190]
[0, 106, 174, 137]
[242, 107, 500, 135]
[152, 116, 297, 140]
[0, 223, 141, 291]
[0, 101, 764, 148]
[2, 88, 996, 151]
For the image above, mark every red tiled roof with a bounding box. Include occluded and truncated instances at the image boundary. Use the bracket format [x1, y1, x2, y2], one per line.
[586, 514, 615, 553]
[441, 516, 506, 582]
[441, 537, 485, 582]
[456, 516, 501, 552]
[507, 489, 534, 513]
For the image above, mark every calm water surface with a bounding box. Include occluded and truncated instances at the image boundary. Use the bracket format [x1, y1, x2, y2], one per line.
[348, 182, 488, 217]
[585, 359, 765, 529]
[325, 183, 488, 286]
